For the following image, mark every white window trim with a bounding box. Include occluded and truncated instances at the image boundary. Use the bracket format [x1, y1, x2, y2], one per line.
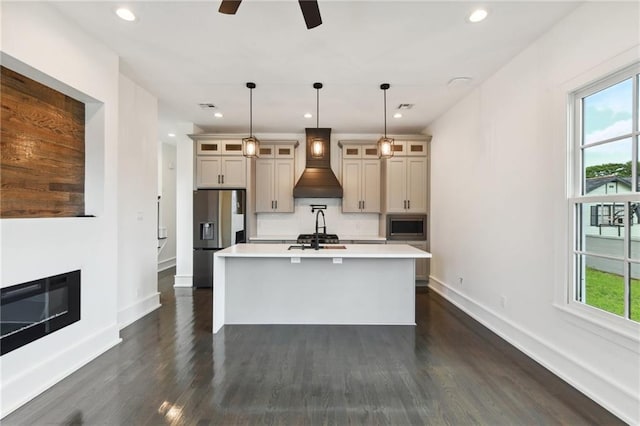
[560, 60, 640, 352]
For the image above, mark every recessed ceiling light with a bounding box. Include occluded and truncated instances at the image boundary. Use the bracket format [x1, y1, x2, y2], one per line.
[168, 133, 176, 137]
[116, 8, 136, 22]
[468, 9, 488, 23]
[304, 113, 312, 119]
[214, 112, 223, 118]
[393, 113, 402, 118]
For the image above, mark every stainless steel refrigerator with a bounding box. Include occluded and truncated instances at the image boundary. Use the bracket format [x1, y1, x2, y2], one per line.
[193, 189, 246, 288]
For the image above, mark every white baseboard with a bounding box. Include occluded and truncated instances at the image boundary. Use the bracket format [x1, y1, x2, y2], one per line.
[428, 276, 638, 425]
[173, 274, 192, 288]
[0, 325, 122, 419]
[117, 292, 161, 329]
[157, 257, 176, 272]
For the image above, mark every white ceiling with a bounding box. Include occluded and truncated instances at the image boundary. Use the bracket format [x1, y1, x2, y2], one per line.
[50, 1, 580, 142]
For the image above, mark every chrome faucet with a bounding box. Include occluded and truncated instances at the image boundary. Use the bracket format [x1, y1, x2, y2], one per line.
[311, 205, 327, 250]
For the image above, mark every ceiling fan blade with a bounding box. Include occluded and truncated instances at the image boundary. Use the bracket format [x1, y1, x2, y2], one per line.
[219, 0, 242, 15]
[298, 0, 322, 29]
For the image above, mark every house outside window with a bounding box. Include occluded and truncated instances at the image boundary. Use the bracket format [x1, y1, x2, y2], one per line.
[570, 63, 640, 323]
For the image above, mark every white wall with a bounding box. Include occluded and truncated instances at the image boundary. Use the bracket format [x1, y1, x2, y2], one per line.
[158, 143, 177, 271]
[174, 123, 197, 287]
[426, 2, 639, 423]
[117, 74, 160, 328]
[0, 2, 121, 417]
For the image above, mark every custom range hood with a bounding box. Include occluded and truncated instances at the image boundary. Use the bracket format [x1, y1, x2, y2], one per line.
[293, 128, 343, 198]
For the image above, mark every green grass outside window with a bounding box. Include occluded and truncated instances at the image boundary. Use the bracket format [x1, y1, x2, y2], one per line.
[585, 267, 640, 322]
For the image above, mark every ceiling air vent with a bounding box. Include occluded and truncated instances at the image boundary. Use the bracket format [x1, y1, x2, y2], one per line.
[198, 103, 216, 109]
[397, 104, 414, 110]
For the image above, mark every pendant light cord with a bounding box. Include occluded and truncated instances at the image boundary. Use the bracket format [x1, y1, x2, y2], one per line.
[383, 88, 387, 138]
[316, 87, 320, 129]
[249, 87, 253, 137]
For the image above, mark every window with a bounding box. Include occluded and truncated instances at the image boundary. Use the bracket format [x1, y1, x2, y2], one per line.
[589, 203, 626, 227]
[570, 63, 640, 323]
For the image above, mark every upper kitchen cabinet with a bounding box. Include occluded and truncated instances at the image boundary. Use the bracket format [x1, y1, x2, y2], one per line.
[384, 139, 429, 213]
[391, 140, 428, 157]
[339, 141, 381, 213]
[191, 136, 247, 188]
[196, 139, 244, 156]
[255, 141, 298, 213]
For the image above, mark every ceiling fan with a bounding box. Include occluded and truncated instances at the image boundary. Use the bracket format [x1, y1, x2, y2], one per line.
[218, 0, 322, 29]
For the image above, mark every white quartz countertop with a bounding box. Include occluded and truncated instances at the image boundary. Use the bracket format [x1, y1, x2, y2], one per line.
[215, 243, 431, 259]
[249, 235, 387, 242]
[339, 235, 387, 241]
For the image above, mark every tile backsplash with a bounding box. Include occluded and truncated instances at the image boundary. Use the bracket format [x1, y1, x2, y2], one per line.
[256, 198, 380, 237]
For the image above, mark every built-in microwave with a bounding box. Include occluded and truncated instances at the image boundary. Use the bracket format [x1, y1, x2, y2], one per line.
[386, 214, 427, 241]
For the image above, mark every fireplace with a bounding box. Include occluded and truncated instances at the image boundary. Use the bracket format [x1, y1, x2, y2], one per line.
[1, 270, 80, 355]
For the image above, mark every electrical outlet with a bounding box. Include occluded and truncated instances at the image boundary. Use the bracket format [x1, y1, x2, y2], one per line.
[458, 277, 463, 285]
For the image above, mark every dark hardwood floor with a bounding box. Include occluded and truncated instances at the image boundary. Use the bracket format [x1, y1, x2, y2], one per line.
[3, 269, 623, 425]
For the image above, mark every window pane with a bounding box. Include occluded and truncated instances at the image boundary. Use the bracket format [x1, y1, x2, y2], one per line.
[631, 262, 640, 322]
[583, 78, 632, 145]
[577, 255, 625, 318]
[579, 203, 626, 257]
[631, 202, 640, 260]
[582, 139, 632, 194]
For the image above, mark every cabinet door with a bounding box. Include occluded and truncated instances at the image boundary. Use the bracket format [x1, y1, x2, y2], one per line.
[391, 141, 407, 156]
[342, 160, 362, 212]
[196, 157, 222, 187]
[386, 157, 407, 212]
[405, 140, 427, 156]
[220, 157, 246, 187]
[361, 160, 380, 213]
[406, 157, 427, 213]
[342, 145, 362, 159]
[274, 160, 294, 212]
[197, 141, 222, 155]
[259, 145, 275, 158]
[361, 145, 379, 159]
[275, 145, 295, 159]
[221, 140, 243, 155]
[255, 160, 275, 212]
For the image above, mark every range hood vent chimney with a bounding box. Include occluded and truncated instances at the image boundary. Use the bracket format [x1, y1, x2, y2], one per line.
[293, 128, 343, 198]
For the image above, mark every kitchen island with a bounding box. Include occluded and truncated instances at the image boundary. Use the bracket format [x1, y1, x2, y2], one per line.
[212, 243, 431, 333]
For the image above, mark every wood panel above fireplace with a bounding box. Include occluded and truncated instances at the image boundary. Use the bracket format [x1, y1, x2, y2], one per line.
[0, 66, 85, 218]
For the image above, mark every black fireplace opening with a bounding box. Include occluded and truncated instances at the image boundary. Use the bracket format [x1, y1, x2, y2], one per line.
[1, 270, 80, 356]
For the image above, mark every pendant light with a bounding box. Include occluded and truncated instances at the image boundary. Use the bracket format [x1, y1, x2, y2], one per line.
[242, 82, 260, 158]
[377, 83, 394, 159]
[310, 82, 324, 159]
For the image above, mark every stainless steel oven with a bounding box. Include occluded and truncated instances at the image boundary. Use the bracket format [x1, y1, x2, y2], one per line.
[386, 214, 427, 240]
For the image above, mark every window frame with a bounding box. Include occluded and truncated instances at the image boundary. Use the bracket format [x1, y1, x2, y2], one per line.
[568, 63, 640, 327]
